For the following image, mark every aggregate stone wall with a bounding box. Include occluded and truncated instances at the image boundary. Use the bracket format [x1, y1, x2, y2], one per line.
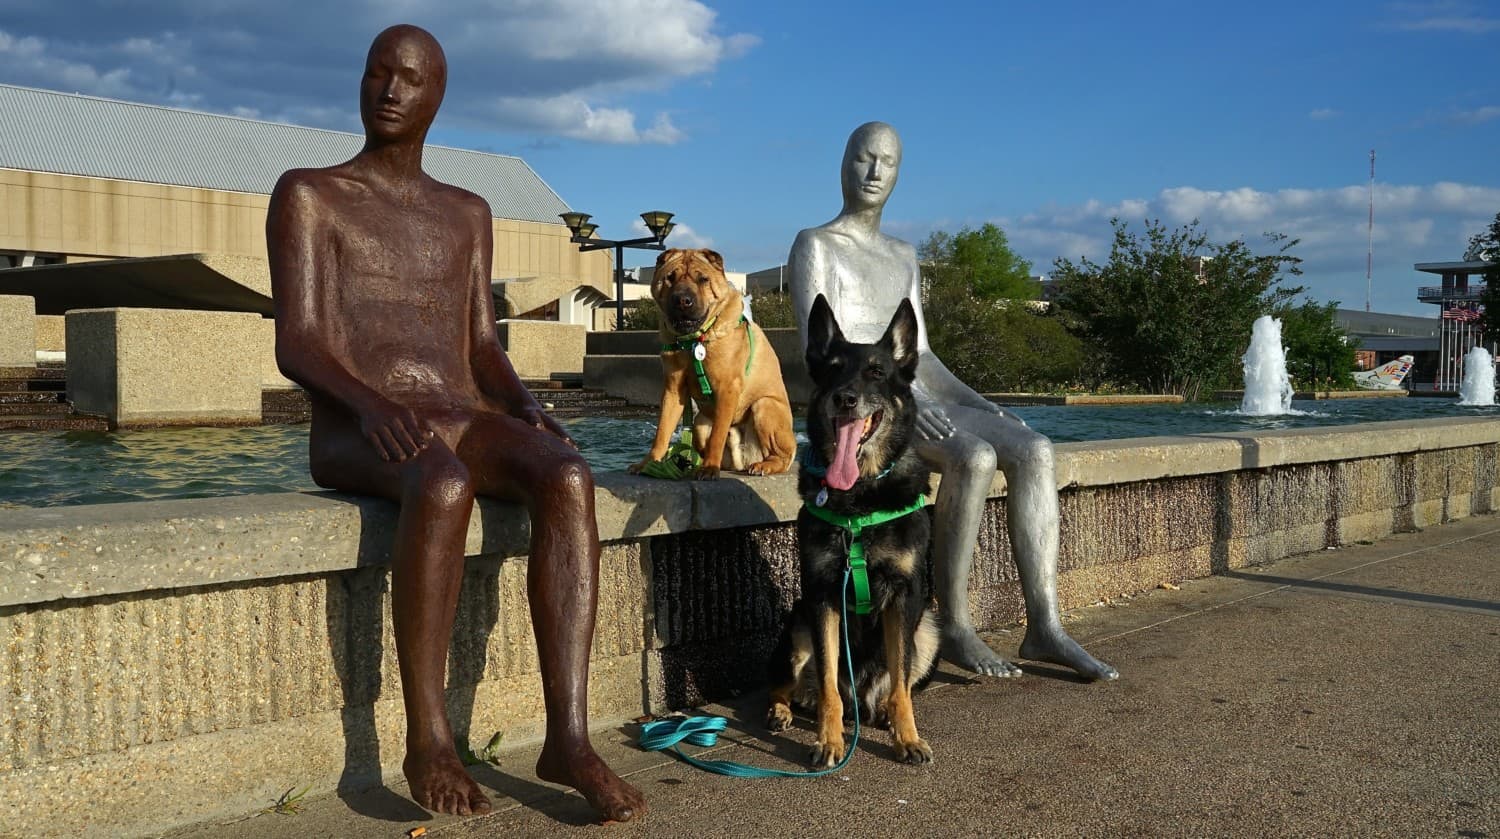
[644, 436, 1500, 707]
[2, 419, 1498, 836]
[0, 544, 649, 837]
[0, 294, 36, 374]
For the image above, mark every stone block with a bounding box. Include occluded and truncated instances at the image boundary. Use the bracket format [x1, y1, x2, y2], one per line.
[0, 294, 36, 374]
[252, 316, 296, 389]
[65, 308, 263, 427]
[34, 314, 65, 351]
[497, 320, 585, 379]
[584, 354, 666, 406]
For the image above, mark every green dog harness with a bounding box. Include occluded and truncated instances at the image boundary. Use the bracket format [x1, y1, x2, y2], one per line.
[802, 497, 927, 616]
[661, 314, 755, 398]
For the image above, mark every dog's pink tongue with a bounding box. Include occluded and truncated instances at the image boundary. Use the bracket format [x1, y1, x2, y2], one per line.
[826, 417, 863, 491]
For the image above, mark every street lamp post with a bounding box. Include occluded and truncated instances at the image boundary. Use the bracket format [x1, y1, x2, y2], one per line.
[560, 210, 676, 329]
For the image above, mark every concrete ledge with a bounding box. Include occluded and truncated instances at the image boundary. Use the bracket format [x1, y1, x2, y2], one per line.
[0, 472, 691, 608]
[4, 416, 1499, 836]
[985, 393, 1186, 405]
[1213, 388, 1410, 400]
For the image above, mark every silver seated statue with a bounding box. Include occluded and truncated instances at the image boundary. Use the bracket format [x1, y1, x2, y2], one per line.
[787, 121, 1117, 681]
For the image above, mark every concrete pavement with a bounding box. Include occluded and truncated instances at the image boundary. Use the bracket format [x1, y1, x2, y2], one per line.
[167, 514, 1500, 839]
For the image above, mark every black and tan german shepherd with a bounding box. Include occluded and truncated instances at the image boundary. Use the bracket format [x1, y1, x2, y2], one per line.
[765, 294, 940, 767]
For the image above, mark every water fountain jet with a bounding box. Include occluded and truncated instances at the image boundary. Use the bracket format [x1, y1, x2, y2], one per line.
[1457, 345, 1496, 406]
[1240, 315, 1295, 416]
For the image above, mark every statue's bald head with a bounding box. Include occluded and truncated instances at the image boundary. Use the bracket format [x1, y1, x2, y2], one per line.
[360, 24, 447, 143]
[844, 122, 901, 163]
[840, 121, 902, 212]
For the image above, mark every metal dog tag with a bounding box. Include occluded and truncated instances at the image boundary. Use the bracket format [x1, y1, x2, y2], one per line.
[693, 343, 707, 361]
[815, 486, 829, 507]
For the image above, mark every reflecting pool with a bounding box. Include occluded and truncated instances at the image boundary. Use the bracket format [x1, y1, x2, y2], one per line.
[2, 398, 1495, 508]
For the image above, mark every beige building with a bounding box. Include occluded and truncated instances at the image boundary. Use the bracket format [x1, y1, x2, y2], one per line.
[0, 82, 614, 343]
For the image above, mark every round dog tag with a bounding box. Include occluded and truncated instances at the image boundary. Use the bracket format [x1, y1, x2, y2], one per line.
[815, 487, 829, 507]
[693, 343, 707, 362]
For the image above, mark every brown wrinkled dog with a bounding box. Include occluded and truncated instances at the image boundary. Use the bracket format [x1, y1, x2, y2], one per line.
[629, 248, 796, 480]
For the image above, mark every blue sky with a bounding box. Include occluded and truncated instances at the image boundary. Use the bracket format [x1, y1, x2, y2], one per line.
[1, 0, 1496, 315]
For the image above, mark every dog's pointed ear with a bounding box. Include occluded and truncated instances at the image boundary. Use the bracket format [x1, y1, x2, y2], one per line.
[655, 249, 680, 270]
[879, 298, 920, 375]
[700, 249, 725, 272]
[805, 294, 845, 371]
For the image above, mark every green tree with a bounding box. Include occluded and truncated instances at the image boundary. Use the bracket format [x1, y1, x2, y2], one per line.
[1053, 218, 1304, 400]
[922, 266, 1086, 392]
[618, 300, 660, 331]
[1466, 211, 1500, 338]
[919, 223, 1040, 301]
[1275, 299, 1358, 389]
[746, 290, 796, 328]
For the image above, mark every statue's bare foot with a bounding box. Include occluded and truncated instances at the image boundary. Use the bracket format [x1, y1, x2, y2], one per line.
[940, 625, 1022, 677]
[536, 739, 646, 823]
[403, 744, 493, 816]
[1019, 624, 1118, 681]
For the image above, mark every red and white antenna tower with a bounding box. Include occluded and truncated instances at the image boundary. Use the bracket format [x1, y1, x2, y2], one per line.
[1366, 149, 1375, 312]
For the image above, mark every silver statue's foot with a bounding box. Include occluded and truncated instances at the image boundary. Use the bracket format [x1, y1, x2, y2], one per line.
[940, 625, 1022, 677]
[1019, 625, 1119, 681]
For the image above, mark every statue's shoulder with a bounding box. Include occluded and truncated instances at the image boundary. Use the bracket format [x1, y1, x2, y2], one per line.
[881, 232, 917, 259]
[271, 166, 340, 202]
[427, 177, 492, 221]
[791, 222, 857, 257]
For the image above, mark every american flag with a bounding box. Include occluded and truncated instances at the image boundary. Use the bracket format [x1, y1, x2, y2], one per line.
[1442, 305, 1482, 322]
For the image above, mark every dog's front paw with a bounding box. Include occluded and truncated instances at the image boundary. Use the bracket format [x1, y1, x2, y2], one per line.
[693, 464, 721, 480]
[746, 458, 790, 476]
[894, 736, 933, 765]
[765, 703, 794, 732]
[810, 735, 847, 768]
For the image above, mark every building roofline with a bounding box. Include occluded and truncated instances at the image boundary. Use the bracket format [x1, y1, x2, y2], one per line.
[1414, 260, 1493, 273]
[0, 81, 532, 165]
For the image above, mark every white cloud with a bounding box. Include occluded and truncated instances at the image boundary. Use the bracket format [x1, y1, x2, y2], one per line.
[0, 1, 756, 144]
[0, 29, 138, 98]
[631, 218, 712, 249]
[1451, 105, 1500, 124]
[1309, 107, 1339, 120]
[491, 94, 681, 145]
[981, 181, 1500, 314]
[1384, 1, 1500, 33]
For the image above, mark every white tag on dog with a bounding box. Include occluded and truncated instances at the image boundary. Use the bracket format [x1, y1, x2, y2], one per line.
[815, 487, 829, 507]
[693, 343, 707, 361]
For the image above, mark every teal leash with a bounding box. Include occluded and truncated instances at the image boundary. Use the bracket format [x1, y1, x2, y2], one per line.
[637, 566, 862, 778]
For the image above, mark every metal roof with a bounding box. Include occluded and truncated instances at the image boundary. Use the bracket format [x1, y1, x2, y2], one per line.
[1414, 261, 1493, 274]
[0, 83, 571, 224]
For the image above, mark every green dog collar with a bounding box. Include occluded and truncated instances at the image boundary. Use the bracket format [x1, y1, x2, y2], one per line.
[661, 314, 753, 399]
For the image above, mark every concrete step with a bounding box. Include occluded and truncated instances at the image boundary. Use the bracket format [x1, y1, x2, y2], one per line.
[0, 414, 108, 431]
[0, 379, 65, 394]
[0, 365, 67, 381]
[0, 390, 65, 404]
[0, 400, 69, 416]
[523, 375, 585, 389]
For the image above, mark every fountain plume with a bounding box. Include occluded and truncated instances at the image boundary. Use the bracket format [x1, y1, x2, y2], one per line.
[1240, 315, 1294, 416]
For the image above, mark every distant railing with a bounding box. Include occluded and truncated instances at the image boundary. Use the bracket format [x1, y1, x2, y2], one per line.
[1417, 285, 1486, 303]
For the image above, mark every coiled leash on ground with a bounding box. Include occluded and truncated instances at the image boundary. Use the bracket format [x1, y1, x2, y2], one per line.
[637, 566, 862, 778]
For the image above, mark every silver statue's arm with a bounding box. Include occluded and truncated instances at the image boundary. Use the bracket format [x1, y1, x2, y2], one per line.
[788, 229, 830, 358]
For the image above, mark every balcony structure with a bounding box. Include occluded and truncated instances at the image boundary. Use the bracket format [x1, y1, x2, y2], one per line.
[1415, 260, 1492, 390]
